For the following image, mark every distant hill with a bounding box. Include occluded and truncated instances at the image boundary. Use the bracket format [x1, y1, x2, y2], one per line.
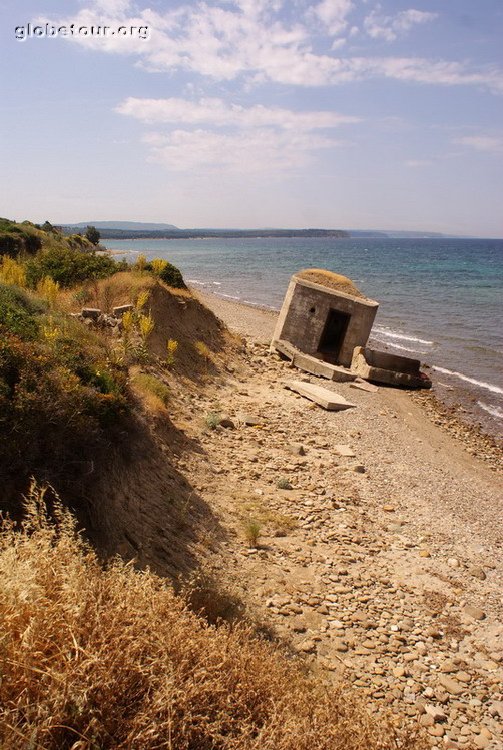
[66, 221, 179, 232]
[65, 227, 350, 240]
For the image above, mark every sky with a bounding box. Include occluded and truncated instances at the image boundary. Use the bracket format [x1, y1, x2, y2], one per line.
[1, 0, 502, 236]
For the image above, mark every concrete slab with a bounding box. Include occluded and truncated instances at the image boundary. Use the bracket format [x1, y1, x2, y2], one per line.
[350, 379, 379, 393]
[272, 341, 356, 383]
[285, 380, 356, 411]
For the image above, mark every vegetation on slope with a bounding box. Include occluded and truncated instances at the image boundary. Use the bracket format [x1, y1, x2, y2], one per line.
[0, 485, 425, 750]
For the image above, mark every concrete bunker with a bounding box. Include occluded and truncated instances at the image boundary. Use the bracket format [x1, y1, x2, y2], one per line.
[271, 269, 379, 368]
[272, 268, 431, 389]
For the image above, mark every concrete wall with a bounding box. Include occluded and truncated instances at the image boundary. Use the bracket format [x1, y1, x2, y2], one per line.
[272, 276, 378, 367]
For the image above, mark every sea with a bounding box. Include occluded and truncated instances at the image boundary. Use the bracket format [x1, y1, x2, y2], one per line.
[105, 237, 503, 439]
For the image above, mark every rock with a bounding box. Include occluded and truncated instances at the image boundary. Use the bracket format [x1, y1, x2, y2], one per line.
[352, 464, 366, 473]
[468, 566, 486, 581]
[237, 413, 263, 426]
[419, 549, 431, 558]
[332, 638, 348, 652]
[448, 558, 460, 568]
[438, 675, 464, 696]
[473, 734, 490, 749]
[334, 444, 356, 457]
[383, 504, 396, 512]
[296, 639, 316, 653]
[219, 417, 235, 429]
[463, 605, 485, 621]
[488, 701, 503, 720]
[81, 307, 101, 320]
[287, 442, 306, 456]
[425, 705, 447, 723]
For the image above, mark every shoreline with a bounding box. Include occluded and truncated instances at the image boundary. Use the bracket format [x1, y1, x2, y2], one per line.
[194, 287, 502, 470]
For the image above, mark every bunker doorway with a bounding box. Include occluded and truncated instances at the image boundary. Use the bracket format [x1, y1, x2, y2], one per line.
[318, 309, 350, 363]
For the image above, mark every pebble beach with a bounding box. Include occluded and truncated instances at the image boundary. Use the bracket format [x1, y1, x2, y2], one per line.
[184, 287, 503, 749]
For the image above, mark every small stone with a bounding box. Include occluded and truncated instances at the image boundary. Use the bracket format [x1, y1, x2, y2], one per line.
[334, 444, 356, 457]
[383, 504, 396, 512]
[463, 605, 485, 621]
[332, 638, 348, 653]
[219, 417, 235, 429]
[473, 735, 490, 749]
[420, 549, 431, 558]
[296, 639, 316, 653]
[438, 675, 464, 696]
[468, 566, 486, 581]
[447, 558, 460, 568]
[425, 704, 447, 723]
[352, 464, 366, 473]
[428, 725, 445, 737]
[288, 443, 306, 456]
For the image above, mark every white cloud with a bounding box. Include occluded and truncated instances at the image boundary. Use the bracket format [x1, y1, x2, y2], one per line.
[40, 0, 503, 93]
[116, 96, 361, 129]
[453, 135, 503, 153]
[364, 7, 438, 42]
[141, 128, 343, 172]
[310, 0, 354, 36]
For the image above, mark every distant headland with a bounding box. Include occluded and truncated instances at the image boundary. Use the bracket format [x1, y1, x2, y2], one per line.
[63, 222, 474, 241]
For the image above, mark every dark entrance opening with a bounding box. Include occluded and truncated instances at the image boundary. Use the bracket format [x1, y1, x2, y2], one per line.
[318, 309, 351, 363]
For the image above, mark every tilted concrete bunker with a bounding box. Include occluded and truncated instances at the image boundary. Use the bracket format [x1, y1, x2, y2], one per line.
[271, 269, 379, 368]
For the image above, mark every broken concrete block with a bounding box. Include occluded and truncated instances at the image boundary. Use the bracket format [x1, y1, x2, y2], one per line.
[113, 304, 134, 317]
[350, 379, 379, 393]
[284, 380, 356, 411]
[81, 308, 101, 320]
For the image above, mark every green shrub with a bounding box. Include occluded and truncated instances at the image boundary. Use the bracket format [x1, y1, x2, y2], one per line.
[156, 261, 186, 289]
[205, 411, 221, 430]
[25, 246, 126, 288]
[0, 284, 45, 340]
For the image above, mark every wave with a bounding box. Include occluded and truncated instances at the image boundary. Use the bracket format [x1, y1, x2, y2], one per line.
[477, 401, 503, 419]
[432, 366, 503, 395]
[373, 327, 434, 346]
[375, 341, 425, 354]
[220, 293, 241, 301]
[186, 278, 206, 286]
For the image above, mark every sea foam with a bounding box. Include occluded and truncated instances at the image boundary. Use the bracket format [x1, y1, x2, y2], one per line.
[432, 366, 503, 395]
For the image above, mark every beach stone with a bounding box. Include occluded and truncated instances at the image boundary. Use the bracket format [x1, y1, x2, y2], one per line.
[468, 566, 486, 580]
[219, 417, 235, 429]
[334, 444, 356, 457]
[237, 413, 263, 426]
[439, 675, 464, 696]
[288, 442, 306, 456]
[420, 549, 431, 558]
[464, 605, 485, 621]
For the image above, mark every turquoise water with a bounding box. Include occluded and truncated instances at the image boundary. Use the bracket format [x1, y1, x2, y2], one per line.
[105, 237, 503, 436]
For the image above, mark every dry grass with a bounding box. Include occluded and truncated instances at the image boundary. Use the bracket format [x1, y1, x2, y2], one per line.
[0, 484, 427, 750]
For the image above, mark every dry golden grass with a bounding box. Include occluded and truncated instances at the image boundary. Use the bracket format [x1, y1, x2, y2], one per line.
[0, 485, 427, 750]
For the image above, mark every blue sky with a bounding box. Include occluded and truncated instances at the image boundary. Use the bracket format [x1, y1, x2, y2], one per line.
[1, 0, 502, 236]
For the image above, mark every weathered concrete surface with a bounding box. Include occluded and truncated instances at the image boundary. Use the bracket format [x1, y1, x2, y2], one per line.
[284, 380, 356, 410]
[350, 379, 379, 393]
[351, 346, 432, 389]
[272, 272, 379, 368]
[273, 340, 356, 382]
